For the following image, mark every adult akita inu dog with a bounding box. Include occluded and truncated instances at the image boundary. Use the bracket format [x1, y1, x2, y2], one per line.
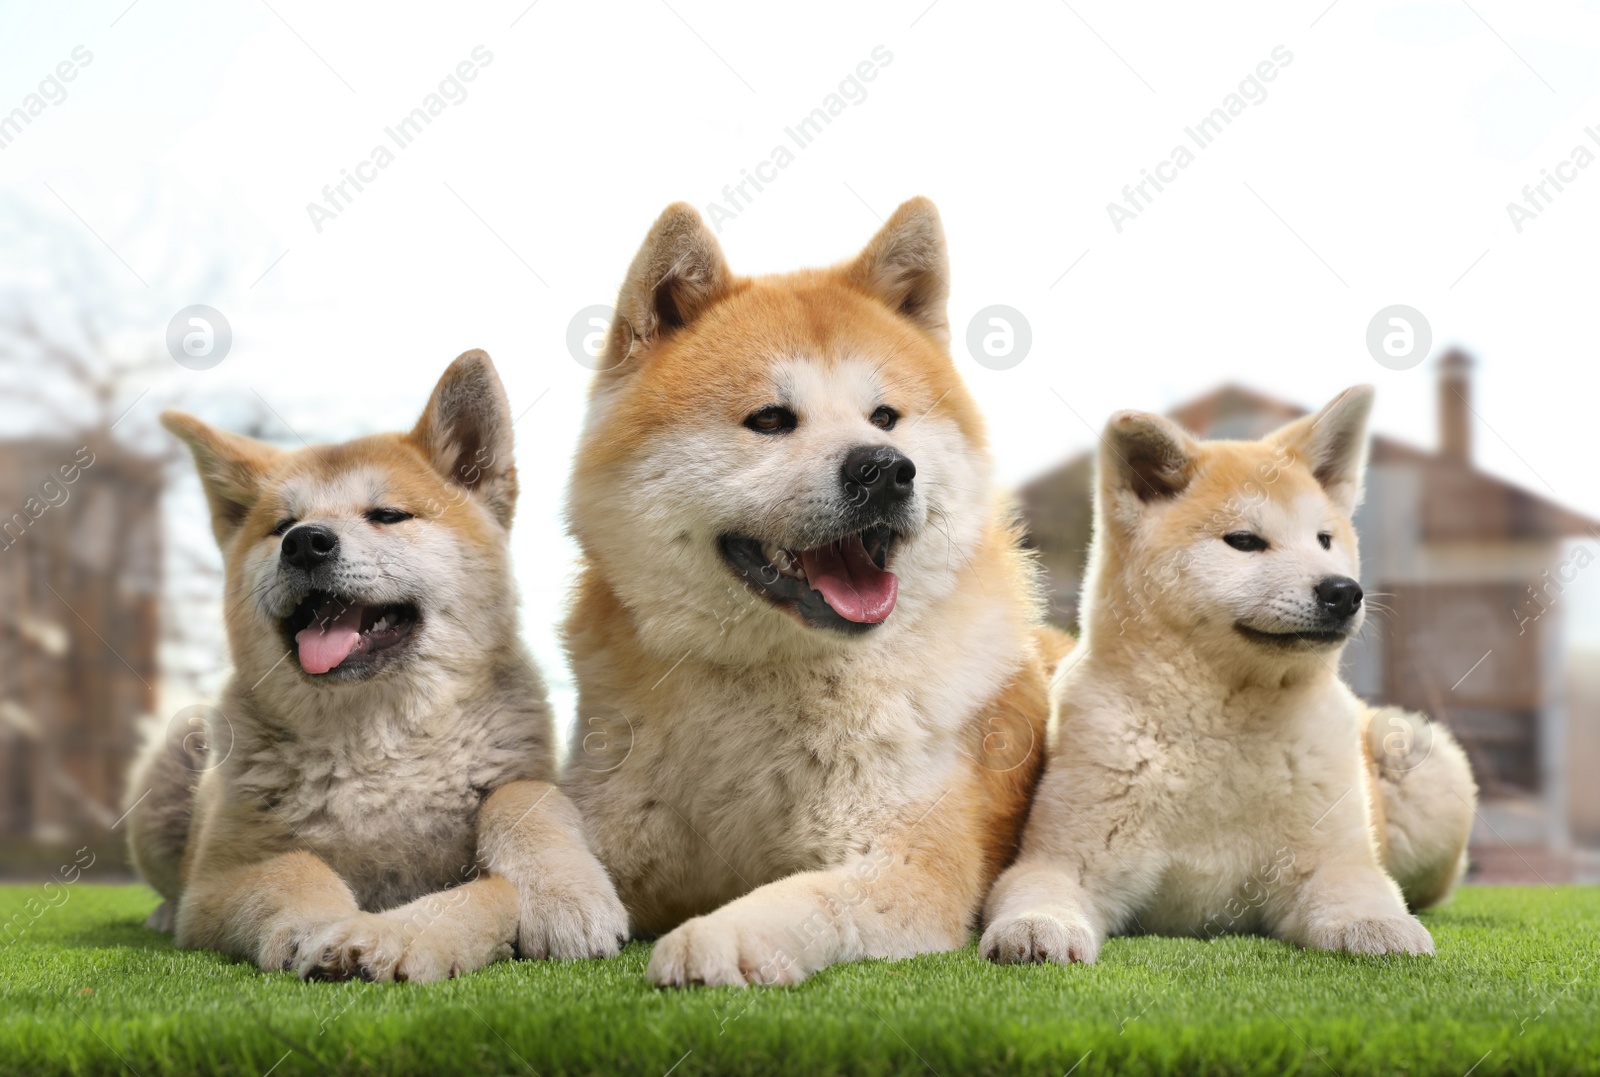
[563, 198, 1063, 986]
[983, 386, 1477, 963]
[127, 352, 627, 981]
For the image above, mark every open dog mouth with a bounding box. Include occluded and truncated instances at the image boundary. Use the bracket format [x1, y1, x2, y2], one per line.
[1234, 623, 1349, 647]
[719, 524, 900, 633]
[282, 590, 420, 676]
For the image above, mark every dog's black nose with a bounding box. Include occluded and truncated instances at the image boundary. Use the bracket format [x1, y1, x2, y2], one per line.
[1314, 576, 1363, 620]
[281, 524, 339, 571]
[841, 445, 916, 509]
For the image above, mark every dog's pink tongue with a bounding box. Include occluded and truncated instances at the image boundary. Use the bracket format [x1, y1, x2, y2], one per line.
[295, 600, 364, 674]
[798, 536, 898, 623]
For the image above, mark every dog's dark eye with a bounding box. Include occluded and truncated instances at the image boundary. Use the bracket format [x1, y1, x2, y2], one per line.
[1318, 531, 1333, 550]
[745, 406, 797, 435]
[1224, 532, 1268, 552]
[366, 508, 414, 525]
[870, 406, 899, 431]
[271, 518, 296, 537]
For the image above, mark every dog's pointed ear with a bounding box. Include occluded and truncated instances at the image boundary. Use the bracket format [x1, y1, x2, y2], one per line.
[605, 202, 733, 374]
[843, 196, 950, 343]
[410, 350, 518, 528]
[1098, 411, 1199, 522]
[161, 411, 283, 548]
[1269, 385, 1374, 514]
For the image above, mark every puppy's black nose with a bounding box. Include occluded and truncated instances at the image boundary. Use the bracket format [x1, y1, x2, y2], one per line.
[281, 523, 339, 571]
[841, 445, 916, 509]
[1314, 576, 1363, 620]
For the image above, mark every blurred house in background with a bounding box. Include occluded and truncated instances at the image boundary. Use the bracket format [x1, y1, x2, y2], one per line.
[1020, 352, 1600, 881]
[0, 433, 163, 863]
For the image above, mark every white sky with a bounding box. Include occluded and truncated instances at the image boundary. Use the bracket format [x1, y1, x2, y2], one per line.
[3, 0, 1598, 722]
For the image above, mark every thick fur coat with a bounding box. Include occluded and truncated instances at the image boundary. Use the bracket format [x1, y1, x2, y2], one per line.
[983, 387, 1477, 963]
[126, 353, 626, 982]
[562, 199, 1064, 986]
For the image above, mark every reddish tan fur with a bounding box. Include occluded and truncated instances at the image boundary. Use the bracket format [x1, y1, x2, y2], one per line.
[563, 199, 1057, 986]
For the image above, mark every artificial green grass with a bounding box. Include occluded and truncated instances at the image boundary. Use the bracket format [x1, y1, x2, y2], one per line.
[0, 886, 1594, 1076]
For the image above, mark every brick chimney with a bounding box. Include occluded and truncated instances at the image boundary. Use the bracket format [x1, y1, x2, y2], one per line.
[1438, 349, 1472, 463]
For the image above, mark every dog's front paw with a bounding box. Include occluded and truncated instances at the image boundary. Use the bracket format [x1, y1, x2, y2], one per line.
[516, 868, 630, 961]
[1307, 913, 1434, 956]
[385, 914, 514, 984]
[257, 918, 339, 974]
[295, 913, 412, 982]
[647, 909, 802, 988]
[981, 912, 1099, 966]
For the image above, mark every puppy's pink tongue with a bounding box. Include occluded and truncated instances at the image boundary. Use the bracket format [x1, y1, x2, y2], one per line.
[295, 600, 364, 674]
[798, 536, 898, 623]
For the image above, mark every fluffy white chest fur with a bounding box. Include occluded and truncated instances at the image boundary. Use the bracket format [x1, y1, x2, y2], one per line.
[983, 386, 1476, 965]
[564, 636, 996, 932]
[1054, 658, 1370, 938]
[223, 689, 547, 911]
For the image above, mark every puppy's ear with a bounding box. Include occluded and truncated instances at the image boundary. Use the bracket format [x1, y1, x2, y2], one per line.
[161, 411, 283, 549]
[605, 202, 733, 374]
[1269, 385, 1374, 515]
[843, 196, 950, 343]
[410, 350, 518, 528]
[1098, 410, 1199, 522]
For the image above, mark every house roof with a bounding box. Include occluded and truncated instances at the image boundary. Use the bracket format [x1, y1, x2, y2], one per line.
[1020, 378, 1598, 581]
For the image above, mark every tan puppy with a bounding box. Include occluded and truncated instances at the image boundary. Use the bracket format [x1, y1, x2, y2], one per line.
[983, 387, 1477, 964]
[562, 198, 1065, 987]
[126, 352, 627, 982]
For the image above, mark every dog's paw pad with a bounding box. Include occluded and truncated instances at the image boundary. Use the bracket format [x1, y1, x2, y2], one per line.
[257, 921, 320, 974]
[646, 913, 800, 988]
[517, 879, 631, 961]
[981, 913, 1097, 966]
[1310, 914, 1434, 956]
[295, 916, 406, 982]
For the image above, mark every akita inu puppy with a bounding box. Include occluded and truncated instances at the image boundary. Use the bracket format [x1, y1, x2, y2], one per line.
[127, 352, 627, 982]
[563, 198, 1064, 986]
[983, 386, 1478, 963]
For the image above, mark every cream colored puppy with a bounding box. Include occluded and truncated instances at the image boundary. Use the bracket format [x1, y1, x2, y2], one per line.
[983, 387, 1477, 963]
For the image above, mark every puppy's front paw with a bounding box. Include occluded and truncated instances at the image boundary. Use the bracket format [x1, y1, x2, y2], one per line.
[981, 912, 1098, 966]
[257, 918, 338, 974]
[647, 910, 802, 988]
[1307, 913, 1434, 956]
[386, 914, 514, 984]
[516, 867, 630, 961]
[295, 914, 411, 982]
